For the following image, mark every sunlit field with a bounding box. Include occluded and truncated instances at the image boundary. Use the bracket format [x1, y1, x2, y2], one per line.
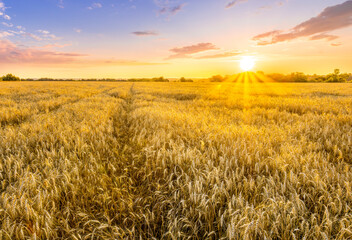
[1, 81, 352, 239]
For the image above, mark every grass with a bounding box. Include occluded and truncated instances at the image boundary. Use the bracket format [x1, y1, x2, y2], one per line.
[0, 81, 351, 239]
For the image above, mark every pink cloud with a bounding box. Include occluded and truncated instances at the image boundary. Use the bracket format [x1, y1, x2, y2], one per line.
[38, 43, 72, 49]
[253, 1, 352, 45]
[0, 39, 165, 67]
[0, 39, 85, 64]
[225, 0, 248, 9]
[0, 31, 13, 38]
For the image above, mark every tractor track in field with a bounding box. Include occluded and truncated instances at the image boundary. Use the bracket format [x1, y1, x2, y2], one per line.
[112, 84, 145, 185]
[109, 85, 166, 237]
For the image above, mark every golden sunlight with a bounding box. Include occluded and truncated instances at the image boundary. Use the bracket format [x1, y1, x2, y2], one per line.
[240, 56, 256, 71]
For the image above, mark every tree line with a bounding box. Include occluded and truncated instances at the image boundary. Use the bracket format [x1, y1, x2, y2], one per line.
[0, 74, 195, 82]
[2, 70, 351, 83]
[210, 69, 352, 83]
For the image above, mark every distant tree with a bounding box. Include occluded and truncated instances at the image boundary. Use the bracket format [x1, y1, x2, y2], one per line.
[180, 77, 193, 82]
[290, 72, 308, 82]
[38, 78, 55, 81]
[152, 77, 169, 82]
[340, 73, 350, 83]
[258, 71, 351, 83]
[210, 75, 224, 82]
[347, 74, 352, 83]
[1, 74, 21, 81]
[267, 73, 288, 82]
[309, 75, 326, 82]
[326, 69, 344, 82]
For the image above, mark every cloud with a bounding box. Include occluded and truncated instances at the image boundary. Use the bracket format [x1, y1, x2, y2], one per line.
[58, 0, 64, 8]
[196, 51, 240, 59]
[24, 33, 43, 41]
[87, 3, 102, 10]
[0, 1, 11, 20]
[225, 0, 248, 9]
[168, 3, 185, 15]
[168, 42, 218, 59]
[0, 31, 13, 38]
[253, 1, 352, 45]
[155, 0, 186, 17]
[132, 31, 158, 36]
[18, 30, 58, 41]
[277, 1, 287, 7]
[0, 2, 5, 13]
[74, 28, 82, 33]
[37, 29, 57, 39]
[38, 30, 50, 35]
[309, 33, 339, 41]
[94, 60, 167, 66]
[2, 22, 13, 27]
[38, 43, 72, 49]
[331, 42, 342, 47]
[0, 39, 165, 67]
[255, 1, 287, 14]
[0, 26, 58, 42]
[0, 39, 85, 64]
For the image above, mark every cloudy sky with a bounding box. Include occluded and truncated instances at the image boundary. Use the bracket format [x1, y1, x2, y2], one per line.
[0, 0, 351, 78]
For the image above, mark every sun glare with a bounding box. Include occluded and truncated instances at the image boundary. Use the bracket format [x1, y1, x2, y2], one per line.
[240, 56, 256, 71]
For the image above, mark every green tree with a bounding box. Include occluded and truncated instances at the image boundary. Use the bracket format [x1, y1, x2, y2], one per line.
[326, 69, 343, 82]
[340, 73, 350, 83]
[1, 74, 21, 81]
[290, 72, 308, 82]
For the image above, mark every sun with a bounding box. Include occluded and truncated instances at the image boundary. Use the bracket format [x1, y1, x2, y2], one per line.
[240, 56, 256, 71]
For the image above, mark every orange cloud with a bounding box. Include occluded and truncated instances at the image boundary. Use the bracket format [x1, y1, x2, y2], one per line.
[168, 42, 218, 59]
[91, 60, 168, 67]
[309, 34, 339, 41]
[331, 43, 342, 47]
[253, 1, 352, 45]
[196, 51, 240, 59]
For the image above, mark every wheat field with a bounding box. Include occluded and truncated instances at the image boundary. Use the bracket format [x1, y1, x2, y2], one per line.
[0, 81, 351, 239]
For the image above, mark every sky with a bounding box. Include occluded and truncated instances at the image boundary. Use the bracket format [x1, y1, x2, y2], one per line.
[0, 0, 352, 78]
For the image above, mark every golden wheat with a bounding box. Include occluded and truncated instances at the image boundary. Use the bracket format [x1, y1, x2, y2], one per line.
[0, 81, 351, 239]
